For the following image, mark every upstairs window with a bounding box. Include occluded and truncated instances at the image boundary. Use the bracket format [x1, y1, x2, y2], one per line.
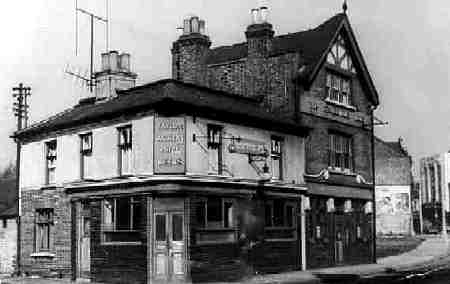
[80, 133, 93, 179]
[35, 208, 54, 252]
[45, 140, 57, 184]
[271, 137, 283, 180]
[102, 197, 143, 243]
[207, 124, 223, 175]
[326, 73, 351, 106]
[329, 133, 353, 171]
[118, 126, 132, 175]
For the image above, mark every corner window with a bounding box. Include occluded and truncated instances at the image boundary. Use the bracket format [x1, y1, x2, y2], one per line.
[80, 133, 93, 179]
[326, 73, 351, 106]
[118, 126, 132, 175]
[45, 140, 57, 184]
[35, 208, 54, 252]
[102, 196, 143, 243]
[328, 133, 353, 171]
[271, 136, 283, 180]
[207, 124, 223, 175]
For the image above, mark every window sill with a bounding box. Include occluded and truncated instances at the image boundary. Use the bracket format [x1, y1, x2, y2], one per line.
[324, 98, 356, 111]
[101, 241, 143, 246]
[31, 252, 56, 258]
[40, 184, 58, 190]
[327, 167, 355, 176]
[196, 227, 237, 232]
[264, 238, 297, 242]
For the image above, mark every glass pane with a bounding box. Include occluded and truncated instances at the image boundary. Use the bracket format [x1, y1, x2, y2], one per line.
[265, 204, 272, 226]
[103, 199, 114, 230]
[286, 205, 294, 227]
[196, 202, 206, 227]
[116, 198, 131, 230]
[172, 214, 183, 241]
[223, 202, 233, 228]
[132, 199, 141, 231]
[273, 200, 284, 227]
[156, 215, 166, 241]
[207, 198, 222, 222]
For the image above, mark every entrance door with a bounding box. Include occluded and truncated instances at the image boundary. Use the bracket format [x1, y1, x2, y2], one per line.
[77, 202, 91, 279]
[334, 215, 345, 265]
[154, 211, 185, 283]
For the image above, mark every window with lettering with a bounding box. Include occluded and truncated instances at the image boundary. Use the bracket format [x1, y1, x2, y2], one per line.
[118, 125, 132, 175]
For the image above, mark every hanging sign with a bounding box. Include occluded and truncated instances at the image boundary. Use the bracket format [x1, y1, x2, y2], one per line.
[154, 116, 186, 174]
[228, 140, 268, 157]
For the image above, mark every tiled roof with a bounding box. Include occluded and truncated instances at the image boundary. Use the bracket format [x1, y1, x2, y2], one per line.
[206, 13, 345, 69]
[14, 79, 308, 140]
[0, 177, 17, 218]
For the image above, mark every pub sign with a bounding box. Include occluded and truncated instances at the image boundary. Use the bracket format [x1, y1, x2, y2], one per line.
[154, 116, 186, 174]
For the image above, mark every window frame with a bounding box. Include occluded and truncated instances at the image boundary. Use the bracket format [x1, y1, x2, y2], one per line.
[79, 132, 93, 180]
[101, 196, 143, 245]
[325, 72, 353, 107]
[328, 132, 354, 172]
[270, 136, 284, 180]
[207, 124, 223, 175]
[195, 197, 237, 245]
[45, 139, 57, 185]
[117, 125, 133, 176]
[264, 200, 297, 242]
[35, 208, 54, 252]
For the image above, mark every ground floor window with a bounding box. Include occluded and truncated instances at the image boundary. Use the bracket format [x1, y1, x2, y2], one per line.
[264, 199, 297, 240]
[195, 197, 236, 244]
[36, 208, 54, 252]
[102, 196, 143, 243]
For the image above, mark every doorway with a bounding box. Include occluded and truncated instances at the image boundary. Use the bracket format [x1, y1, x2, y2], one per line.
[153, 211, 186, 283]
[76, 201, 91, 280]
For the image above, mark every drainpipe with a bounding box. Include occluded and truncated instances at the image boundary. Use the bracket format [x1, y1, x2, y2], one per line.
[300, 195, 306, 270]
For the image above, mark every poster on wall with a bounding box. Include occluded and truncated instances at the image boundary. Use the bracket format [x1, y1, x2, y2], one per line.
[154, 116, 186, 174]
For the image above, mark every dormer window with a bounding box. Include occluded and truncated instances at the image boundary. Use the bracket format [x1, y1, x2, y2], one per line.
[326, 73, 351, 106]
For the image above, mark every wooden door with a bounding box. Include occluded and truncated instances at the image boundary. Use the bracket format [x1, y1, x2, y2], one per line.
[153, 211, 185, 283]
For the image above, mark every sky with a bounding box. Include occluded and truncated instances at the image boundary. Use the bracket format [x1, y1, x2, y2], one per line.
[1, 0, 449, 172]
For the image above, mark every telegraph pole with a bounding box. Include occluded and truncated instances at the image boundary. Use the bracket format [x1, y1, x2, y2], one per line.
[12, 83, 31, 276]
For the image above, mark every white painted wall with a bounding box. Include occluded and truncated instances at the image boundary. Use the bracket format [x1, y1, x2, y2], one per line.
[20, 113, 305, 190]
[376, 185, 412, 235]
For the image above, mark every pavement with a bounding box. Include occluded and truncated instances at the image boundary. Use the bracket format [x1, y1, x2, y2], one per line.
[2, 235, 449, 284]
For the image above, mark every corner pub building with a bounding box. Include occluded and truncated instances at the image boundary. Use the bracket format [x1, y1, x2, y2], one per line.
[14, 5, 379, 284]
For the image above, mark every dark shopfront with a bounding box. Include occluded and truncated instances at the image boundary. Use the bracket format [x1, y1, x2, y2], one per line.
[69, 179, 306, 283]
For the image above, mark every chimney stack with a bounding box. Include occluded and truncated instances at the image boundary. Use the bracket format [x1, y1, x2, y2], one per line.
[94, 50, 137, 100]
[251, 8, 259, 24]
[260, 6, 269, 23]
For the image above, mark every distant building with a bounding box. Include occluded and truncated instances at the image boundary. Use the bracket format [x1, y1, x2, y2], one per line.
[419, 153, 450, 233]
[0, 177, 17, 275]
[375, 138, 413, 235]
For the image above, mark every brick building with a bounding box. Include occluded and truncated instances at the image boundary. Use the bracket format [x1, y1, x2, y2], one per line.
[0, 177, 18, 275]
[375, 138, 413, 235]
[14, 6, 379, 283]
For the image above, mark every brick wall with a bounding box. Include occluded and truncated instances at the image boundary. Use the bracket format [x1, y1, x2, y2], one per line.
[375, 140, 412, 185]
[0, 218, 17, 274]
[20, 189, 72, 278]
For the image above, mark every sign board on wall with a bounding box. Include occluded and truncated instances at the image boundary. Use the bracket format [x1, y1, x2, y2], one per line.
[154, 116, 186, 174]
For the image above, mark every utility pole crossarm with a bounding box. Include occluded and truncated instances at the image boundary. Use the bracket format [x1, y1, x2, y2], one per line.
[76, 8, 108, 22]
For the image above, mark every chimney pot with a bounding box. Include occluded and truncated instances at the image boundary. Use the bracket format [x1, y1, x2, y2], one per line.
[101, 52, 110, 71]
[199, 20, 205, 34]
[119, 53, 130, 71]
[191, 16, 199, 33]
[183, 18, 191, 34]
[251, 8, 259, 24]
[260, 6, 268, 23]
[109, 51, 119, 71]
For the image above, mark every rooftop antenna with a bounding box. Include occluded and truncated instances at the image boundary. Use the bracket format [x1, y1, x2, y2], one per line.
[69, 0, 108, 93]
